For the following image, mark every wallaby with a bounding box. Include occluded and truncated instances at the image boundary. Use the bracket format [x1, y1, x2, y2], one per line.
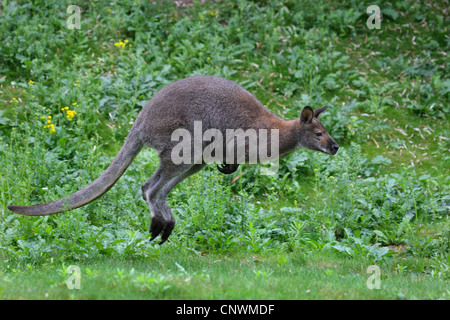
[8, 75, 339, 244]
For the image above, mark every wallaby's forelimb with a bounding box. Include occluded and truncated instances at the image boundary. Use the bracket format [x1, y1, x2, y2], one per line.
[217, 163, 239, 174]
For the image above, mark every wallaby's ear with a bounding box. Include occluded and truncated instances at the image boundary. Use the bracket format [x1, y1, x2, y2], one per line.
[300, 106, 314, 124]
[314, 105, 329, 118]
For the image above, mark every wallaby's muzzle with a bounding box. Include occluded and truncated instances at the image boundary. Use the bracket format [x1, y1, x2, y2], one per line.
[328, 140, 339, 155]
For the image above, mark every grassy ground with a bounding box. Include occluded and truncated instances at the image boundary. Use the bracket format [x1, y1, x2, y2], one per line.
[2, 249, 448, 300]
[0, 0, 448, 299]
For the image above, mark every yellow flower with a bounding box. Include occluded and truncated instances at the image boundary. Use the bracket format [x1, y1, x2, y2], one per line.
[314, 168, 318, 172]
[28, 80, 34, 86]
[44, 122, 55, 133]
[47, 120, 51, 124]
[66, 110, 77, 121]
[41, 116, 46, 120]
[48, 115, 52, 119]
[114, 40, 129, 49]
[207, 57, 211, 61]
[210, 11, 214, 16]
[11, 98, 19, 103]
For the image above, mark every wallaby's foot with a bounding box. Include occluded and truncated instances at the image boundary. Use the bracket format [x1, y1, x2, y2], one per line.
[149, 214, 165, 241]
[217, 163, 239, 174]
[144, 162, 207, 244]
[148, 203, 175, 244]
[149, 215, 175, 244]
[159, 219, 175, 245]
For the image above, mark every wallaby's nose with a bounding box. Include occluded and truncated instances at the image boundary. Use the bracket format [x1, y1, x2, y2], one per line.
[332, 143, 339, 153]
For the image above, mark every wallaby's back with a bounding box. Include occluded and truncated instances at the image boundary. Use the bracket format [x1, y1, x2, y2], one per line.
[134, 76, 283, 152]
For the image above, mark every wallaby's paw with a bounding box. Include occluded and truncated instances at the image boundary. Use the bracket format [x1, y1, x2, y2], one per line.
[217, 163, 239, 174]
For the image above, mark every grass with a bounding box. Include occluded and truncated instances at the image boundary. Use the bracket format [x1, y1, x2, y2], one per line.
[0, 0, 448, 300]
[1, 249, 447, 300]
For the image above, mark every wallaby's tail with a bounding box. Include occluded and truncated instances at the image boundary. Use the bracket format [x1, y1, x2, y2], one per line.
[7, 129, 143, 216]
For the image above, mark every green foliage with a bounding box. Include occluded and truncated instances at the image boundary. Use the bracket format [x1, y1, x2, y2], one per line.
[0, 0, 448, 299]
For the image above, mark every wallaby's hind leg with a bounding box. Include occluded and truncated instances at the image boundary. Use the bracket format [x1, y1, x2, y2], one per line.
[142, 159, 205, 244]
[141, 163, 168, 241]
[157, 163, 206, 244]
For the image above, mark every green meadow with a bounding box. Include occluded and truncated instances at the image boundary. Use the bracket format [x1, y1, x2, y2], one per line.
[0, 0, 448, 299]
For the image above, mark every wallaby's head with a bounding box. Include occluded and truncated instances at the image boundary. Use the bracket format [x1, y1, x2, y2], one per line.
[298, 105, 339, 155]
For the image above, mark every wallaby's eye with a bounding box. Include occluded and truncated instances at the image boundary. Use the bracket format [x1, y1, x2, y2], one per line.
[315, 132, 323, 138]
